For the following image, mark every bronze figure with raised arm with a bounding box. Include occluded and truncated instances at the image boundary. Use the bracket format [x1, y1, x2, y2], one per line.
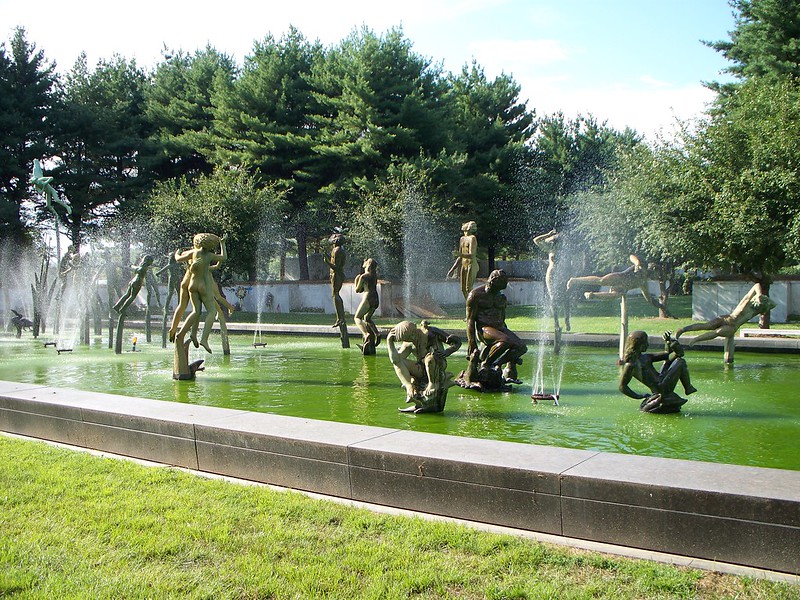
[461, 269, 527, 389]
[619, 330, 697, 413]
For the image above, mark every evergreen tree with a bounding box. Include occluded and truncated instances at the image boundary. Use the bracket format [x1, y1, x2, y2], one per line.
[0, 28, 57, 243]
[52, 54, 150, 250]
[444, 62, 535, 267]
[209, 27, 322, 279]
[705, 0, 800, 88]
[145, 46, 236, 181]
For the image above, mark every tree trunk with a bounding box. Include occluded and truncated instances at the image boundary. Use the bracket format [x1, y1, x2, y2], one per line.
[657, 279, 673, 319]
[296, 225, 309, 281]
[487, 245, 496, 273]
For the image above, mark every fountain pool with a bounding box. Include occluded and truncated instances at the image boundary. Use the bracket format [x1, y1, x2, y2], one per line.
[1, 332, 798, 471]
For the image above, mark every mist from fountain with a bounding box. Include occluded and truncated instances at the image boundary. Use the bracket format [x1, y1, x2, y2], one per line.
[251, 211, 285, 345]
[0, 241, 38, 334]
[400, 187, 450, 315]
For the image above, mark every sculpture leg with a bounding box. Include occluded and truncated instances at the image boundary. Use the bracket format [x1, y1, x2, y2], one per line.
[332, 285, 345, 326]
[660, 358, 697, 396]
[501, 346, 527, 382]
[198, 297, 217, 353]
[161, 288, 174, 349]
[177, 293, 202, 344]
[680, 329, 724, 346]
[388, 352, 420, 400]
[724, 336, 735, 364]
[168, 288, 190, 342]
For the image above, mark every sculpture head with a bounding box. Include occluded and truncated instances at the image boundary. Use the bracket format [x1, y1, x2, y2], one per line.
[362, 257, 377, 273]
[462, 221, 477, 235]
[329, 233, 344, 246]
[140, 254, 154, 266]
[623, 330, 649, 362]
[390, 320, 427, 349]
[486, 269, 508, 292]
[751, 293, 776, 314]
[193, 232, 221, 251]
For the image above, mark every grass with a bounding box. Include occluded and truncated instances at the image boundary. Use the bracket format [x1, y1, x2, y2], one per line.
[232, 294, 800, 336]
[1, 435, 797, 599]
[230, 295, 699, 334]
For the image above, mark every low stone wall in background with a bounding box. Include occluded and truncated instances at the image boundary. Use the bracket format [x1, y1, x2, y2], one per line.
[692, 281, 800, 324]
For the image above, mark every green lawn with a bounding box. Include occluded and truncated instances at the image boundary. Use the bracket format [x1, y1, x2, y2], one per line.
[231, 295, 699, 334]
[2, 435, 796, 599]
[234, 294, 798, 336]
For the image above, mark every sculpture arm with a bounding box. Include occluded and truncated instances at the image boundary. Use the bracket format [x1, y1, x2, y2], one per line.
[619, 363, 648, 400]
[174, 249, 194, 263]
[533, 230, 557, 252]
[446, 257, 460, 278]
[213, 239, 228, 264]
[441, 335, 461, 358]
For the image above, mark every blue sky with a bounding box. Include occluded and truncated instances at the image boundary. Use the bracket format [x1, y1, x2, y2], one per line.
[2, 0, 737, 138]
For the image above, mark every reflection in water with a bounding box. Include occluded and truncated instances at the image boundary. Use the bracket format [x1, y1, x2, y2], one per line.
[0, 333, 798, 470]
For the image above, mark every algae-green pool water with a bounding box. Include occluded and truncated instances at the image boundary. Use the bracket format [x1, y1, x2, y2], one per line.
[1, 333, 798, 471]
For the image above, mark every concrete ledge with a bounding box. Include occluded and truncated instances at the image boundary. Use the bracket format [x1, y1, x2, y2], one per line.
[0, 380, 797, 575]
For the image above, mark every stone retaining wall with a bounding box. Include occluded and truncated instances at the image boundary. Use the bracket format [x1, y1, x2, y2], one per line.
[1, 380, 797, 574]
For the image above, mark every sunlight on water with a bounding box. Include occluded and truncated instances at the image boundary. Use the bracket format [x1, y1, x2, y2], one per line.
[1, 332, 798, 471]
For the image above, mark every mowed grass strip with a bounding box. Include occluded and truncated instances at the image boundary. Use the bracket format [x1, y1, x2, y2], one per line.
[1, 436, 797, 599]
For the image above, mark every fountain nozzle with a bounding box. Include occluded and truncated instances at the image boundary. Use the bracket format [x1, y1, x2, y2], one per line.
[532, 392, 559, 405]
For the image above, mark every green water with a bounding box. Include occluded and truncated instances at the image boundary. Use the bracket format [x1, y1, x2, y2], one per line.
[1, 333, 798, 471]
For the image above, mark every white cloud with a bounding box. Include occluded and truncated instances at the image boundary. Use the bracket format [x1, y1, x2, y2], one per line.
[519, 75, 717, 139]
[468, 39, 571, 69]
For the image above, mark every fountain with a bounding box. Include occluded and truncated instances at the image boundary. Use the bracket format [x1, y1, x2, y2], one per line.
[398, 187, 450, 319]
[0, 330, 798, 471]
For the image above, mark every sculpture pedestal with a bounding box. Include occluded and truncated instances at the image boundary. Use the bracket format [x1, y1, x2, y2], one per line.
[173, 335, 204, 380]
[639, 392, 688, 414]
[399, 387, 449, 414]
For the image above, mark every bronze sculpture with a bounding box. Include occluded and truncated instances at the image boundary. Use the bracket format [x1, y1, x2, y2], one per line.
[619, 330, 697, 413]
[156, 253, 181, 348]
[567, 255, 657, 303]
[325, 233, 347, 328]
[112, 253, 154, 354]
[10, 309, 33, 338]
[676, 283, 776, 363]
[566, 255, 669, 361]
[447, 221, 478, 300]
[353, 258, 380, 355]
[29, 159, 72, 262]
[457, 269, 527, 391]
[170, 233, 227, 355]
[113, 254, 154, 314]
[533, 229, 571, 352]
[387, 320, 461, 413]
